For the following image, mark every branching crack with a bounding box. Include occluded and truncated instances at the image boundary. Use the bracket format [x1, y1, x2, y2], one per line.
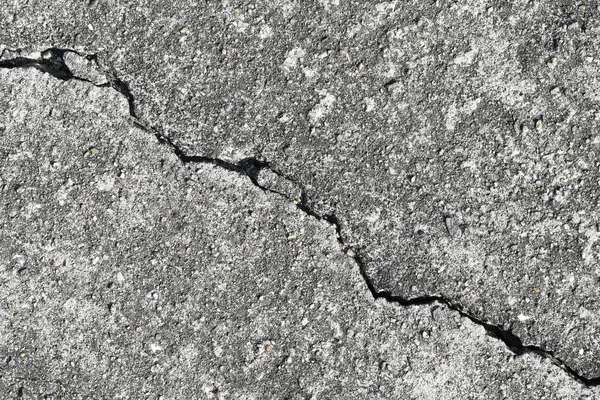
[0, 47, 136, 116]
[2, 47, 600, 387]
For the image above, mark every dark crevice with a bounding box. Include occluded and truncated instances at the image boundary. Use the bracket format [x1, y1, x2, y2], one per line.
[0, 48, 74, 80]
[311, 209, 600, 386]
[144, 109, 600, 389]
[0, 47, 136, 117]
[2, 47, 600, 387]
[100, 75, 137, 118]
[155, 131, 600, 386]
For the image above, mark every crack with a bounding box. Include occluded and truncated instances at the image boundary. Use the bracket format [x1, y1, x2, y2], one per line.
[102, 70, 137, 119]
[0, 47, 136, 116]
[0, 48, 74, 80]
[2, 47, 600, 387]
[136, 117, 600, 389]
[265, 193, 600, 387]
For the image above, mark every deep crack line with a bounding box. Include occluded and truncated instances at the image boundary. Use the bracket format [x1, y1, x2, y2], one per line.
[152, 138, 600, 387]
[0, 48, 74, 80]
[0, 47, 136, 116]
[135, 116, 600, 389]
[2, 47, 600, 387]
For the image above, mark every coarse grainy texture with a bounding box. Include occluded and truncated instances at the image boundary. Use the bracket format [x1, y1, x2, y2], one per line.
[3, 0, 600, 396]
[0, 68, 597, 399]
[4, 1, 600, 377]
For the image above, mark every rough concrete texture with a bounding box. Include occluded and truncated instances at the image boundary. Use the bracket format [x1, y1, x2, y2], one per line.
[2, 0, 600, 398]
[0, 67, 597, 399]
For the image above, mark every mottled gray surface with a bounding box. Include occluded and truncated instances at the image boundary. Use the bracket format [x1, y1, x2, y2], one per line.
[3, 1, 600, 377]
[0, 68, 597, 399]
[2, 0, 600, 396]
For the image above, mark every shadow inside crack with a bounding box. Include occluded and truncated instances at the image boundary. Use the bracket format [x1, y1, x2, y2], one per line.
[0, 48, 74, 80]
[3, 48, 600, 386]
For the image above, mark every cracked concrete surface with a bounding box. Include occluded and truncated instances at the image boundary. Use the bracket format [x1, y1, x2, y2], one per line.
[3, 1, 600, 398]
[1, 66, 598, 400]
[5, 0, 600, 378]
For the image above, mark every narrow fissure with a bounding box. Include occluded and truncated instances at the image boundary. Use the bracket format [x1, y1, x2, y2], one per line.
[2, 48, 599, 387]
[146, 120, 600, 387]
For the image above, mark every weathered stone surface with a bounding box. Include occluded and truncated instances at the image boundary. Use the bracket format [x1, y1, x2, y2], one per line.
[0, 69, 596, 399]
[4, 2, 600, 376]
